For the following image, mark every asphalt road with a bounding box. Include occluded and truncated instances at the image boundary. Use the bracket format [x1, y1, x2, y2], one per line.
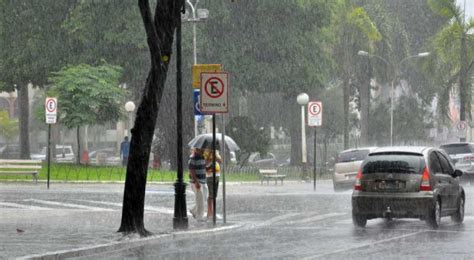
[1, 180, 474, 259]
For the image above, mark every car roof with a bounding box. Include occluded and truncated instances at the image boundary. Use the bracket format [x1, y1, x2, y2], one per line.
[369, 146, 431, 155]
[439, 142, 473, 147]
[339, 147, 377, 154]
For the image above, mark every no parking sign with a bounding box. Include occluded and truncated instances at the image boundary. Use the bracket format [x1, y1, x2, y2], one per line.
[45, 97, 57, 124]
[200, 72, 229, 114]
[308, 101, 322, 127]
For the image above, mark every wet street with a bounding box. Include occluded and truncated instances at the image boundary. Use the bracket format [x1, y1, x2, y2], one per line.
[1, 180, 474, 259]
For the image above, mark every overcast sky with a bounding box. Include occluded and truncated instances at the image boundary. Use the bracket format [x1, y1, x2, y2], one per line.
[456, 0, 474, 20]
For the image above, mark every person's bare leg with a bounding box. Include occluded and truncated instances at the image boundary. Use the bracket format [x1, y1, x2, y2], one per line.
[207, 197, 213, 218]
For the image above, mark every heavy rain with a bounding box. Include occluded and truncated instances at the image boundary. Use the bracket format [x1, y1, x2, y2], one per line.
[1, 0, 474, 259]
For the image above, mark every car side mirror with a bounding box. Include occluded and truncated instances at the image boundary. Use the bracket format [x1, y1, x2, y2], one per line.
[453, 169, 463, 178]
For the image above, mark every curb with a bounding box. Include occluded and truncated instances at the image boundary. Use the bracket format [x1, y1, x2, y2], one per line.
[20, 223, 243, 260]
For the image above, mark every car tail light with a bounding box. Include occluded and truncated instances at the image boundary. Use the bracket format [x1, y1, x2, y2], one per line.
[420, 167, 431, 191]
[354, 168, 363, 191]
[463, 155, 474, 161]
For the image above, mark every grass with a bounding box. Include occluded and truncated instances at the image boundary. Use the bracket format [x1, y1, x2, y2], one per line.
[0, 163, 262, 182]
[0, 163, 326, 183]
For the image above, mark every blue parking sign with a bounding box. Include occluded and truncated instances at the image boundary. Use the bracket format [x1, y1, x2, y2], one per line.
[193, 89, 203, 116]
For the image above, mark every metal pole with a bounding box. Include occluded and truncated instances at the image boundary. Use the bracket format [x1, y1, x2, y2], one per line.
[47, 124, 51, 189]
[313, 127, 317, 191]
[212, 114, 216, 226]
[301, 105, 307, 180]
[173, 0, 188, 230]
[221, 115, 226, 223]
[390, 80, 394, 146]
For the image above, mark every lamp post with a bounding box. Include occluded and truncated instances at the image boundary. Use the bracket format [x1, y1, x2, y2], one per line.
[297, 93, 309, 180]
[124, 101, 135, 137]
[357, 51, 430, 146]
[183, 0, 209, 136]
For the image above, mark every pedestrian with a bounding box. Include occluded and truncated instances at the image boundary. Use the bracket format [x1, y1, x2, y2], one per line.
[204, 149, 221, 220]
[120, 136, 130, 167]
[188, 148, 207, 221]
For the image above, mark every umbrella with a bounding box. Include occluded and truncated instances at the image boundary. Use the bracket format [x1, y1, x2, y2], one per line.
[188, 133, 240, 151]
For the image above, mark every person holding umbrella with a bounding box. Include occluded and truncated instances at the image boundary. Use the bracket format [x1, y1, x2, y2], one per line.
[188, 148, 206, 221]
[204, 149, 222, 220]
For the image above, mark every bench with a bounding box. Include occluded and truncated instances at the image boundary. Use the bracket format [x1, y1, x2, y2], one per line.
[0, 159, 43, 183]
[259, 169, 286, 185]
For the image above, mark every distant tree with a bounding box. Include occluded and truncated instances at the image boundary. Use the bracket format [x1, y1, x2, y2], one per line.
[0, 1, 73, 159]
[226, 116, 270, 166]
[0, 111, 19, 142]
[48, 64, 124, 164]
[331, 0, 381, 149]
[118, 0, 181, 237]
[202, 0, 333, 165]
[426, 0, 474, 132]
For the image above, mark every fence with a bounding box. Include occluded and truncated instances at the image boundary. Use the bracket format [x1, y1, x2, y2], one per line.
[0, 163, 333, 182]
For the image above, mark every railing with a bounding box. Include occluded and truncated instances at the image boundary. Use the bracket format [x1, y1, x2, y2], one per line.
[0, 163, 333, 182]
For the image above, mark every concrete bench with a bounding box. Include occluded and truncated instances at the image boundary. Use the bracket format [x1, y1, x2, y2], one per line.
[0, 159, 42, 183]
[259, 169, 286, 185]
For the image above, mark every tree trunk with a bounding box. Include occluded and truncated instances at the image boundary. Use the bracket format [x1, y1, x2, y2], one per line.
[18, 84, 30, 159]
[459, 31, 467, 141]
[118, 0, 180, 237]
[76, 126, 81, 164]
[343, 78, 350, 149]
[359, 60, 371, 146]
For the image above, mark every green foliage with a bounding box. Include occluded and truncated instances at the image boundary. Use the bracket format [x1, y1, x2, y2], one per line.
[0, 1, 73, 89]
[48, 63, 125, 129]
[0, 111, 18, 141]
[424, 0, 474, 122]
[226, 116, 271, 165]
[202, 0, 333, 95]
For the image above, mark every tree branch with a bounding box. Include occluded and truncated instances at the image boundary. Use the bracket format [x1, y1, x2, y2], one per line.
[138, 0, 162, 67]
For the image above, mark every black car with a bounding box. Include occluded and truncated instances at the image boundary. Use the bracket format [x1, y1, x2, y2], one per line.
[352, 146, 465, 229]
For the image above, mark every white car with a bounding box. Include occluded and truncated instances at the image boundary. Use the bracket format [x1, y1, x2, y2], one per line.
[332, 147, 377, 191]
[31, 145, 75, 163]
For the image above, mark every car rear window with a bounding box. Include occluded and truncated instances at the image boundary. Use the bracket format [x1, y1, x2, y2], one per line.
[440, 144, 473, 155]
[362, 154, 423, 174]
[337, 150, 370, 163]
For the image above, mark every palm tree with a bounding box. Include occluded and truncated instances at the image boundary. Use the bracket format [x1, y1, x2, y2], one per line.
[332, 0, 381, 148]
[428, 0, 474, 140]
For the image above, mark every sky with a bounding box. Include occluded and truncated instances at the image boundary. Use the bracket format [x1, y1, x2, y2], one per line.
[457, 0, 474, 20]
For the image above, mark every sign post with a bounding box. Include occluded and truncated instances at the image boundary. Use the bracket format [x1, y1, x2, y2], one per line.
[45, 97, 57, 189]
[457, 121, 468, 139]
[200, 72, 229, 226]
[308, 101, 322, 191]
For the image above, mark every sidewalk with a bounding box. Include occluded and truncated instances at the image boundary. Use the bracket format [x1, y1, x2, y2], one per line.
[0, 182, 241, 259]
[1, 180, 333, 259]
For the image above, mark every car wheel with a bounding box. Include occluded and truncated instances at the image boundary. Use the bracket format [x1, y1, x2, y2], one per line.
[451, 196, 465, 224]
[352, 214, 367, 228]
[426, 198, 441, 229]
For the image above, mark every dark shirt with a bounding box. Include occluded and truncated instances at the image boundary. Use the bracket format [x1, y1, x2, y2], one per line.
[188, 153, 206, 184]
[120, 141, 130, 157]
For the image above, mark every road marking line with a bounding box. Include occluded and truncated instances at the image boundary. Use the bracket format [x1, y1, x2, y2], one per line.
[304, 231, 424, 259]
[24, 199, 113, 211]
[74, 200, 175, 215]
[285, 212, 347, 225]
[0, 201, 54, 210]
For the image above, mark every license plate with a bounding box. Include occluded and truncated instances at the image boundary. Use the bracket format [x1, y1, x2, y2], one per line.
[378, 181, 404, 190]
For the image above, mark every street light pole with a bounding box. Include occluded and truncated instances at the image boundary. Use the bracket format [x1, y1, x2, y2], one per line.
[173, 0, 188, 230]
[357, 51, 430, 146]
[184, 0, 209, 137]
[124, 101, 136, 137]
[297, 93, 309, 180]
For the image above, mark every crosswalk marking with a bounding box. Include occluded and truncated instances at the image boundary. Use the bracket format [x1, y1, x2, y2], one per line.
[24, 199, 113, 211]
[0, 201, 54, 210]
[74, 199, 175, 214]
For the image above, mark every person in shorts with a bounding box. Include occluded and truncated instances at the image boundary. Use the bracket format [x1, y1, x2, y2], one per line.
[204, 149, 221, 220]
[188, 148, 206, 221]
